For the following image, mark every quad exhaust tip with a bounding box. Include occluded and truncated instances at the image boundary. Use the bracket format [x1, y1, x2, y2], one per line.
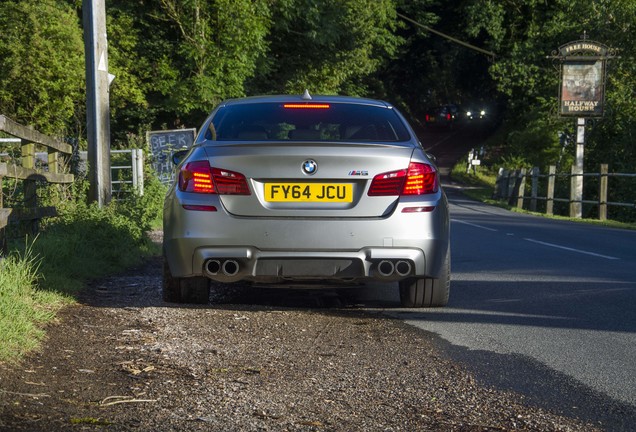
[205, 258, 410, 279]
[205, 259, 240, 277]
[395, 260, 412, 277]
[222, 259, 240, 277]
[377, 260, 395, 277]
[205, 259, 221, 275]
[377, 259, 412, 277]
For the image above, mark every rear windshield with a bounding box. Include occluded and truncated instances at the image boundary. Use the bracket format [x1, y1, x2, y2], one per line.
[206, 102, 411, 142]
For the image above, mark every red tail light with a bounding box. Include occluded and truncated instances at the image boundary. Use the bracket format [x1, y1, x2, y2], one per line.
[402, 162, 438, 195]
[179, 161, 250, 195]
[368, 162, 438, 196]
[446, 113, 451, 121]
[211, 168, 250, 195]
[179, 161, 214, 193]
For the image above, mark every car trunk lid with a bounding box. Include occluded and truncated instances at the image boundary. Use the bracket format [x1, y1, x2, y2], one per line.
[202, 142, 416, 218]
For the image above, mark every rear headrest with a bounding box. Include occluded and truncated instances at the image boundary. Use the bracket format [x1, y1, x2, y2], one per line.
[288, 129, 321, 140]
[345, 124, 378, 140]
[237, 130, 268, 140]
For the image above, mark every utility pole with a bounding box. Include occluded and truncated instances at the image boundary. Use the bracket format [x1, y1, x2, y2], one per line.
[83, 0, 111, 206]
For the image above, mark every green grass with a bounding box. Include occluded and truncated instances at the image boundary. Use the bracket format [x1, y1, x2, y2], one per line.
[450, 162, 499, 203]
[0, 177, 165, 363]
[33, 203, 160, 293]
[450, 159, 636, 231]
[0, 244, 67, 363]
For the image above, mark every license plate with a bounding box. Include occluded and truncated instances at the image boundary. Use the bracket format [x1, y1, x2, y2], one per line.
[265, 183, 352, 202]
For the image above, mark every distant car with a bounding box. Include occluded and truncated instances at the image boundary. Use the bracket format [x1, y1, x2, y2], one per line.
[465, 107, 487, 120]
[163, 92, 451, 308]
[424, 104, 460, 129]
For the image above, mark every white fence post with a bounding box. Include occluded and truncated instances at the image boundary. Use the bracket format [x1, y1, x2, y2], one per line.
[131, 149, 144, 196]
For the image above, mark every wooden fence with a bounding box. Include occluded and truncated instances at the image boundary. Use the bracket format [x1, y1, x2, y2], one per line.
[0, 115, 74, 251]
[493, 164, 636, 221]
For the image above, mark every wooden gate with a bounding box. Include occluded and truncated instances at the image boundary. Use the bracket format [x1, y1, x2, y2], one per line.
[0, 115, 74, 252]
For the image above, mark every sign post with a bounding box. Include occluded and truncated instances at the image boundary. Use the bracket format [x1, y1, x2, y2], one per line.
[550, 35, 616, 218]
[571, 118, 586, 217]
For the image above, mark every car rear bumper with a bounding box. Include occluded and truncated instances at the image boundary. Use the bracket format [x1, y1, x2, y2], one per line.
[192, 246, 432, 283]
[163, 194, 449, 284]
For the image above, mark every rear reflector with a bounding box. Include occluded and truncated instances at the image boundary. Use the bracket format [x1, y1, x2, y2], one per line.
[182, 205, 217, 212]
[402, 206, 435, 213]
[368, 162, 438, 196]
[283, 103, 330, 109]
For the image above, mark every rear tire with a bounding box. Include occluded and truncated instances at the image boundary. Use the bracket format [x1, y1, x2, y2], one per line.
[399, 248, 450, 307]
[163, 257, 210, 304]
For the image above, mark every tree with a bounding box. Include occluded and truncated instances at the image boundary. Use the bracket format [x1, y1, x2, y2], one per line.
[154, 0, 271, 119]
[460, 0, 636, 171]
[249, 0, 401, 96]
[105, 0, 271, 135]
[0, 0, 85, 137]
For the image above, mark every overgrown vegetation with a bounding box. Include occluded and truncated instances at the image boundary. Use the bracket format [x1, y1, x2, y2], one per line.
[0, 171, 164, 363]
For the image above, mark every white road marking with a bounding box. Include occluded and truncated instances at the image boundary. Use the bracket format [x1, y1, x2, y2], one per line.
[451, 219, 498, 232]
[452, 219, 620, 260]
[524, 238, 620, 260]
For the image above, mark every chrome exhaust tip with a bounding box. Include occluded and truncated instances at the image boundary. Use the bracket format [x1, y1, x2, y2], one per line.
[222, 259, 240, 277]
[395, 260, 412, 277]
[377, 260, 395, 277]
[205, 259, 221, 275]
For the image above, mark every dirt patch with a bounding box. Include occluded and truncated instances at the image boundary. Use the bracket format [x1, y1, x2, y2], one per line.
[0, 255, 600, 431]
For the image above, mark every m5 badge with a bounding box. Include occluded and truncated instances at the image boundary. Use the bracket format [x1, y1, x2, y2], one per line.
[348, 170, 368, 176]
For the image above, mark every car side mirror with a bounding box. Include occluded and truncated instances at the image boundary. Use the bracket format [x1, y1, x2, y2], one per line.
[172, 149, 188, 165]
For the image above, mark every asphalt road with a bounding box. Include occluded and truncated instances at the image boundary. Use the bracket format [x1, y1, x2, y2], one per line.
[386, 188, 636, 430]
[362, 122, 636, 431]
[210, 121, 636, 430]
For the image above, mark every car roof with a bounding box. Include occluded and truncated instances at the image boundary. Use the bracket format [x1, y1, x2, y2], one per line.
[218, 93, 394, 109]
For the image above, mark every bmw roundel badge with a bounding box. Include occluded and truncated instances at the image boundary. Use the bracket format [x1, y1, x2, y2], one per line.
[302, 159, 318, 175]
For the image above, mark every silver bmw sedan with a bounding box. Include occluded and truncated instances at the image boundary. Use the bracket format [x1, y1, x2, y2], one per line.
[163, 92, 450, 307]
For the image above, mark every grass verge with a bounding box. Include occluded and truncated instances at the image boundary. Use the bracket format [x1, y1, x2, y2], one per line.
[450, 159, 636, 231]
[0, 177, 165, 363]
[0, 244, 63, 363]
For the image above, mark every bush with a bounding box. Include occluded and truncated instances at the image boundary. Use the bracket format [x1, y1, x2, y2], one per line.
[31, 199, 159, 295]
[115, 169, 167, 233]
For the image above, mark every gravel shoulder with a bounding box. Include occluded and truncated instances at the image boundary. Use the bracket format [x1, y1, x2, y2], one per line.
[0, 253, 602, 431]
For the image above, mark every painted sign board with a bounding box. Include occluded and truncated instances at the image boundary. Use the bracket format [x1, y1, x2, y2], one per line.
[560, 60, 604, 116]
[146, 128, 196, 184]
[556, 40, 611, 117]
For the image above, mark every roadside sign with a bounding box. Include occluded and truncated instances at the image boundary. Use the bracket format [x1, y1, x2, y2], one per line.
[146, 128, 196, 184]
[552, 39, 616, 117]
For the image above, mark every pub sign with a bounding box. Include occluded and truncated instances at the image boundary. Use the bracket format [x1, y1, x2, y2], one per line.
[555, 39, 614, 117]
